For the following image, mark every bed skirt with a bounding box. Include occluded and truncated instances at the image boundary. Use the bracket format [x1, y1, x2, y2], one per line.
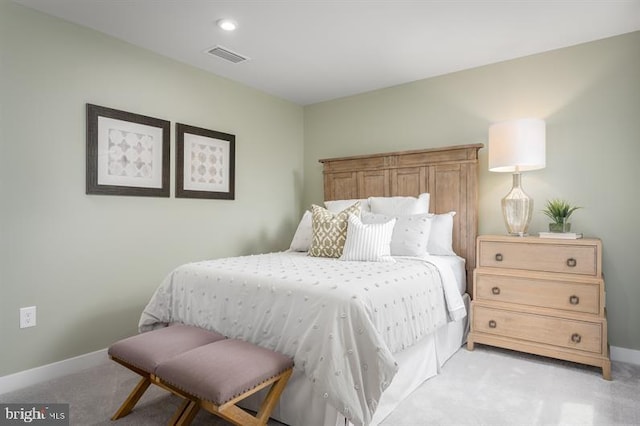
[240, 293, 470, 426]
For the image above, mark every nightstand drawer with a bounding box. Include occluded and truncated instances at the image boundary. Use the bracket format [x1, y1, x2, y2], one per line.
[472, 305, 602, 354]
[478, 240, 597, 275]
[475, 272, 601, 315]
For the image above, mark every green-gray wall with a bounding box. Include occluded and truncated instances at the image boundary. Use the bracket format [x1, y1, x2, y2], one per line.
[0, 1, 303, 376]
[2, 0, 639, 379]
[304, 31, 640, 352]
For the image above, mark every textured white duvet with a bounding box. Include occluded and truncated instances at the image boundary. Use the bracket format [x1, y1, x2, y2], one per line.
[139, 251, 465, 426]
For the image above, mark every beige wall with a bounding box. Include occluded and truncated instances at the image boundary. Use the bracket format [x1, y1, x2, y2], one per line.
[0, 1, 303, 376]
[304, 31, 640, 351]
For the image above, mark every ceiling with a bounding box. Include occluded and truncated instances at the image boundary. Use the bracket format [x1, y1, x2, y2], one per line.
[13, 0, 640, 105]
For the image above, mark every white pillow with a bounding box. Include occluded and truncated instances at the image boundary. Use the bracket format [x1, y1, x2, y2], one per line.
[289, 210, 312, 252]
[325, 198, 371, 213]
[427, 211, 457, 256]
[340, 214, 396, 262]
[362, 212, 432, 257]
[369, 193, 430, 216]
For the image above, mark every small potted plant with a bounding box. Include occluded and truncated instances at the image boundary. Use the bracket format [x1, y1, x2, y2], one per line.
[542, 199, 581, 232]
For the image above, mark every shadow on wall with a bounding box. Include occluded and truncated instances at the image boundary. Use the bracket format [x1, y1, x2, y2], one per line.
[239, 169, 305, 255]
[240, 217, 296, 255]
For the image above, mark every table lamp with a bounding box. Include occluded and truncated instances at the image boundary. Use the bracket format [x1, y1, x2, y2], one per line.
[489, 118, 546, 236]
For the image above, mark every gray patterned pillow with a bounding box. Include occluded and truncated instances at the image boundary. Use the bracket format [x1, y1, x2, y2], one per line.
[308, 202, 361, 258]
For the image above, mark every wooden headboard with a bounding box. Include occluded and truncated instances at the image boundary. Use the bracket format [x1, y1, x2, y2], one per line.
[319, 143, 483, 296]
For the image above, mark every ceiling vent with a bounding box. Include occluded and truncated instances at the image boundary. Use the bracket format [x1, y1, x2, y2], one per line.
[206, 46, 249, 64]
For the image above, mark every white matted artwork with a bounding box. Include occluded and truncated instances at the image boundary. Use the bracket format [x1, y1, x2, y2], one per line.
[87, 104, 170, 197]
[183, 133, 230, 192]
[97, 116, 164, 188]
[176, 123, 235, 200]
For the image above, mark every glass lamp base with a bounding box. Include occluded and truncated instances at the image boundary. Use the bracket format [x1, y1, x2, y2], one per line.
[501, 173, 533, 237]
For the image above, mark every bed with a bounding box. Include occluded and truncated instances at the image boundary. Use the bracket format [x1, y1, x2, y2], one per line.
[139, 144, 483, 426]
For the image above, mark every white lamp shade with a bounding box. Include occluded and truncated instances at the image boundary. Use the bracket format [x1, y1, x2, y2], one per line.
[488, 118, 546, 172]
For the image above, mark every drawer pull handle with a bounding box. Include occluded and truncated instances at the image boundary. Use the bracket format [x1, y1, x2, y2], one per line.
[569, 295, 580, 305]
[495, 253, 503, 262]
[567, 258, 577, 267]
[491, 286, 501, 295]
[571, 333, 582, 343]
[488, 320, 497, 328]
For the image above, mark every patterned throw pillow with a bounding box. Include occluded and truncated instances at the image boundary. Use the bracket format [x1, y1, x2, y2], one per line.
[308, 202, 361, 258]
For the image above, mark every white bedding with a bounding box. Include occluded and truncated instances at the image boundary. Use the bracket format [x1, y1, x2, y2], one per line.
[430, 254, 467, 295]
[139, 251, 465, 426]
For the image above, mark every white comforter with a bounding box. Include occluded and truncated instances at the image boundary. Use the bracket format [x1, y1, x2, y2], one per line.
[139, 252, 465, 426]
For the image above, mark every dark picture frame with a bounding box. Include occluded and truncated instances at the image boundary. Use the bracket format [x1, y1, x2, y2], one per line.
[176, 123, 235, 200]
[86, 104, 170, 197]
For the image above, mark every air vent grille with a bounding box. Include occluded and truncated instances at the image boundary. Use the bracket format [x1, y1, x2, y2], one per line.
[206, 46, 249, 63]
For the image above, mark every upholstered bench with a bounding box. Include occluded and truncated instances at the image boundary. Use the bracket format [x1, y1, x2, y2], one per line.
[155, 339, 294, 426]
[108, 324, 226, 421]
[109, 324, 294, 426]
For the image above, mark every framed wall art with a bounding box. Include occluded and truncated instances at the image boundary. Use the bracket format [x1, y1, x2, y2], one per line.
[86, 104, 170, 197]
[176, 123, 235, 200]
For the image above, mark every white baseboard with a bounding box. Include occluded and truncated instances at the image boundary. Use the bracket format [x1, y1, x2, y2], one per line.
[611, 345, 640, 365]
[1, 345, 638, 395]
[0, 348, 109, 395]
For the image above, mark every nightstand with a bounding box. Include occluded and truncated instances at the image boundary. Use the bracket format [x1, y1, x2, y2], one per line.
[467, 235, 611, 380]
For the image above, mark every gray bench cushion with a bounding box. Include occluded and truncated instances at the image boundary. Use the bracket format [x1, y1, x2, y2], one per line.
[108, 324, 226, 373]
[155, 339, 294, 405]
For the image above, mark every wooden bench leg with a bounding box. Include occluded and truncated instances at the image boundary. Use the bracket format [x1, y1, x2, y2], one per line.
[199, 368, 293, 426]
[111, 376, 152, 420]
[167, 398, 192, 425]
[199, 401, 256, 426]
[173, 400, 200, 426]
[256, 368, 292, 424]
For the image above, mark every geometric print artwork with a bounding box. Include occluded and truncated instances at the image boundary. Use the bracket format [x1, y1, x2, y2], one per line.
[95, 114, 165, 190]
[190, 141, 224, 185]
[107, 128, 154, 179]
[308, 202, 361, 258]
[183, 133, 230, 193]
[174, 122, 235, 200]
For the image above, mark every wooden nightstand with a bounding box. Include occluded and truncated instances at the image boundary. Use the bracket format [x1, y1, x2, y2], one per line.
[467, 235, 611, 380]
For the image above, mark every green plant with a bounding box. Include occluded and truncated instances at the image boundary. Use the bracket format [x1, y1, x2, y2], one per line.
[542, 199, 581, 224]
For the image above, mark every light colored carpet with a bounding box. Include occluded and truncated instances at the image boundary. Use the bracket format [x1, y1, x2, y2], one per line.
[1, 346, 638, 425]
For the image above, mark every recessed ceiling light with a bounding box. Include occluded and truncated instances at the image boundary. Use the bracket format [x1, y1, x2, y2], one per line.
[217, 19, 237, 31]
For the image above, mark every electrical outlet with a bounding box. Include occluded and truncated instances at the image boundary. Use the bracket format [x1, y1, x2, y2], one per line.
[20, 306, 36, 328]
